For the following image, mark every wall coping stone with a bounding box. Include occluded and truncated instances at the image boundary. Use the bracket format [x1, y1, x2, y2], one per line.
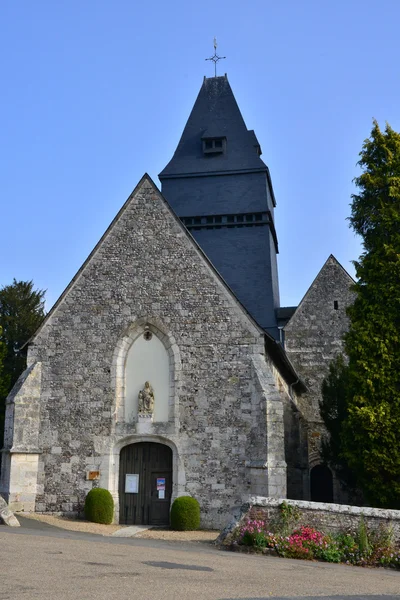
[248, 496, 400, 520]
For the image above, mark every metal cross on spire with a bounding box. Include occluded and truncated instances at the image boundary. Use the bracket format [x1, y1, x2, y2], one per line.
[205, 37, 226, 77]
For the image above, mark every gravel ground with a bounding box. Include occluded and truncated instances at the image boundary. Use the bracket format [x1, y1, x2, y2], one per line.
[16, 513, 125, 536]
[16, 513, 219, 542]
[134, 528, 219, 542]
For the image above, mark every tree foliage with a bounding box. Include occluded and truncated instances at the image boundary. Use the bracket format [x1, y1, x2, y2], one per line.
[0, 279, 45, 446]
[320, 121, 400, 508]
[320, 356, 352, 486]
[0, 327, 9, 403]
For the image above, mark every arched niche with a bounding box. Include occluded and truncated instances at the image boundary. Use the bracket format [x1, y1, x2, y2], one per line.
[112, 318, 181, 426]
[125, 333, 169, 422]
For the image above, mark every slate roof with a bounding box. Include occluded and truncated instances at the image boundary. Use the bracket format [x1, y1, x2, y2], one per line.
[276, 306, 297, 328]
[277, 307, 297, 320]
[159, 75, 268, 178]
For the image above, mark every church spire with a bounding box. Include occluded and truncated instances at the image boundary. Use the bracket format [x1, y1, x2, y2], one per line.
[159, 75, 266, 180]
[159, 77, 280, 337]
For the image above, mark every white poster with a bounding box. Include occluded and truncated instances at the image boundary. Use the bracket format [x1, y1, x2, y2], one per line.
[158, 490, 165, 499]
[125, 474, 139, 493]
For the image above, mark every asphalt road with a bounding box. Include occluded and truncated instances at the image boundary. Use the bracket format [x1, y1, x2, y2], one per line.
[1, 521, 400, 600]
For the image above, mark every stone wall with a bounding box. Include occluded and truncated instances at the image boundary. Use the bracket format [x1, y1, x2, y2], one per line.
[284, 255, 355, 501]
[282, 396, 308, 500]
[2, 176, 289, 529]
[220, 496, 400, 544]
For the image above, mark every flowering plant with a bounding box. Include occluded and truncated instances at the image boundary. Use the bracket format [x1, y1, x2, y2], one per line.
[238, 519, 277, 549]
[234, 519, 400, 569]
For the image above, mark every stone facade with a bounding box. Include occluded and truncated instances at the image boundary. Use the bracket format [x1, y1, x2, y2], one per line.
[284, 256, 355, 501]
[0, 176, 292, 528]
[0, 75, 358, 525]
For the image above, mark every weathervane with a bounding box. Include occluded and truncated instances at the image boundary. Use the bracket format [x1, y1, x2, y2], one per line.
[205, 37, 226, 77]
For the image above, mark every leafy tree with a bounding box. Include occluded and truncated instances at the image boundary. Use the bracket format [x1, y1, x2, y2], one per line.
[320, 356, 352, 486]
[0, 280, 45, 447]
[321, 121, 400, 508]
[0, 326, 9, 404]
[0, 327, 10, 446]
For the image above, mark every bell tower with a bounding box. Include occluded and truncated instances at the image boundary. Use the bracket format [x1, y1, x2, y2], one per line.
[159, 74, 280, 338]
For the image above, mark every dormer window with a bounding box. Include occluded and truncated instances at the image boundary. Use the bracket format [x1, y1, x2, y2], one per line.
[202, 136, 226, 155]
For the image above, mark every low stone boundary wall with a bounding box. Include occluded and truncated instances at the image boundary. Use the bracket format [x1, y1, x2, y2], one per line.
[218, 496, 400, 544]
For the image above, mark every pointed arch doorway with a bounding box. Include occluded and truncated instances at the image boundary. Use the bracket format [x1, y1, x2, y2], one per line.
[119, 442, 173, 525]
[310, 464, 334, 503]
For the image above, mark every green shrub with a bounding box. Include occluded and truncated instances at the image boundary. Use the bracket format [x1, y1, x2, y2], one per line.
[357, 515, 371, 557]
[84, 488, 114, 524]
[272, 501, 301, 536]
[170, 496, 200, 531]
[314, 538, 342, 563]
[334, 532, 358, 562]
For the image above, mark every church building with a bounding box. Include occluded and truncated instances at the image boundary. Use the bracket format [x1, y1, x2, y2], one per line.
[0, 74, 354, 528]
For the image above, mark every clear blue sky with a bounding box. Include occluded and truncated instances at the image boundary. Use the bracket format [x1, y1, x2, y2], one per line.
[1, 1, 399, 310]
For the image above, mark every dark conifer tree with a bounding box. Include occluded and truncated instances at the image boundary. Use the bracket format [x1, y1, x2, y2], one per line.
[321, 121, 400, 508]
[0, 280, 45, 446]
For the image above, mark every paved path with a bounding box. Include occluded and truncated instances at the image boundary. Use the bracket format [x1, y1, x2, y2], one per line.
[1, 521, 400, 600]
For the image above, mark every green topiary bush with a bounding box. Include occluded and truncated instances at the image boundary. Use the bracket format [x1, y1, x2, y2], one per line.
[84, 488, 114, 524]
[170, 496, 200, 531]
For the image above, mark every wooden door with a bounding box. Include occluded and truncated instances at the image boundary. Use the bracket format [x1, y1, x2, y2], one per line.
[119, 442, 172, 525]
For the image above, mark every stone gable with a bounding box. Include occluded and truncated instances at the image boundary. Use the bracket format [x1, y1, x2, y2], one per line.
[2, 175, 288, 528]
[284, 255, 355, 418]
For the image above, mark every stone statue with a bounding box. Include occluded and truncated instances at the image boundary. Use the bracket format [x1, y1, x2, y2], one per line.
[138, 381, 155, 415]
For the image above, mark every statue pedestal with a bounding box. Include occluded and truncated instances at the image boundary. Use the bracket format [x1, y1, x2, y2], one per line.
[137, 413, 153, 434]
